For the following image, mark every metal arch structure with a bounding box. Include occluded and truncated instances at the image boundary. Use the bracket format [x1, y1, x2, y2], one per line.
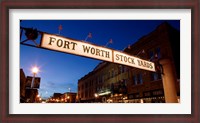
[20, 27, 156, 72]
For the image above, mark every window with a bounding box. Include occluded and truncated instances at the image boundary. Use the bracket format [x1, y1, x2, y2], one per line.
[125, 66, 128, 72]
[149, 47, 161, 61]
[81, 92, 84, 98]
[122, 66, 125, 73]
[118, 65, 125, 74]
[115, 71, 118, 76]
[156, 47, 161, 59]
[104, 74, 107, 80]
[99, 75, 102, 83]
[89, 81, 91, 86]
[85, 90, 88, 98]
[119, 65, 122, 74]
[151, 72, 162, 81]
[133, 74, 143, 85]
[90, 90, 93, 97]
[124, 79, 127, 86]
[91, 80, 93, 86]
[154, 73, 158, 80]
[102, 75, 104, 83]
[111, 69, 114, 78]
[96, 77, 98, 83]
[85, 82, 88, 88]
[97, 76, 100, 83]
[138, 74, 143, 84]
[82, 84, 84, 90]
[133, 75, 138, 85]
[149, 51, 154, 61]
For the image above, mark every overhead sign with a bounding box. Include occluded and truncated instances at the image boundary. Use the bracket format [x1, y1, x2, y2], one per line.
[41, 33, 113, 62]
[25, 76, 33, 88]
[41, 33, 155, 72]
[113, 51, 155, 72]
[25, 76, 41, 89]
[33, 77, 41, 89]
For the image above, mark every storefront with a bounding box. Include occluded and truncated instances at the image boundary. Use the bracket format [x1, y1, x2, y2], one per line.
[127, 89, 165, 103]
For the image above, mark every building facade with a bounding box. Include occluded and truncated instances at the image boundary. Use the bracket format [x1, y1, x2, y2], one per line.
[47, 92, 77, 103]
[20, 69, 26, 102]
[78, 22, 180, 103]
[20, 68, 39, 103]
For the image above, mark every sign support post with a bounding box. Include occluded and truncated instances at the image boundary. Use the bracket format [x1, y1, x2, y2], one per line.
[160, 59, 178, 103]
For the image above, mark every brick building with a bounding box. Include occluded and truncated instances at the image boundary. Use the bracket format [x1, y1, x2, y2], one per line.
[61, 92, 77, 103]
[20, 69, 26, 102]
[47, 92, 77, 103]
[78, 22, 180, 103]
[20, 68, 39, 103]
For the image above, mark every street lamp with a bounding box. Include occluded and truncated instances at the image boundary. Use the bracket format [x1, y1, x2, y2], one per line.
[32, 66, 39, 76]
[31, 66, 39, 88]
[94, 93, 98, 98]
[67, 96, 70, 103]
[94, 93, 98, 102]
[32, 67, 39, 75]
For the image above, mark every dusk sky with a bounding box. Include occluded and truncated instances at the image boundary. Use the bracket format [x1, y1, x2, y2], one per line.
[20, 20, 180, 99]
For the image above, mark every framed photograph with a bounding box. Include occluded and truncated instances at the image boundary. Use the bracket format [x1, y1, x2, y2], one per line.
[1, 0, 199, 122]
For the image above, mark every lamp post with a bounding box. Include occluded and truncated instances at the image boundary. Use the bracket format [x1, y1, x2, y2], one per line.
[29, 66, 39, 103]
[31, 66, 39, 88]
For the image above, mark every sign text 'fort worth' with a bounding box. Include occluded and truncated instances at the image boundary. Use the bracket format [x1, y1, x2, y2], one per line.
[41, 33, 155, 72]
